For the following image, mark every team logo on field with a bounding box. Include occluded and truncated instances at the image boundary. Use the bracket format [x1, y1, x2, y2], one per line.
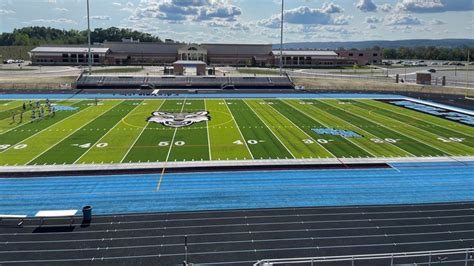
[147, 111, 210, 128]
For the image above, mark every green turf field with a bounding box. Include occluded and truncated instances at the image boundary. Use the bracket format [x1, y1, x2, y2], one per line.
[0, 98, 473, 166]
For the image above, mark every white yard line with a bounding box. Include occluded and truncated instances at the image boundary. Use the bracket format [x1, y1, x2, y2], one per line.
[24, 101, 122, 165]
[327, 101, 456, 157]
[362, 100, 473, 137]
[73, 101, 143, 164]
[156, 98, 187, 191]
[120, 100, 165, 164]
[223, 99, 254, 160]
[285, 100, 377, 158]
[204, 99, 212, 160]
[265, 100, 337, 159]
[164, 98, 187, 163]
[304, 100, 415, 157]
[243, 100, 296, 159]
[0, 101, 81, 136]
[0, 101, 88, 154]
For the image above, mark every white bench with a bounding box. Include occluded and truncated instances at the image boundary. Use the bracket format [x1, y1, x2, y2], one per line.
[35, 210, 78, 226]
[0, 214, 27, 227]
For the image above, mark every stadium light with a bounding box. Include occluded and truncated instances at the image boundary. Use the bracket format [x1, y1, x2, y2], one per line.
[87, 0, 92, 75]
[279, 0, 284, 76]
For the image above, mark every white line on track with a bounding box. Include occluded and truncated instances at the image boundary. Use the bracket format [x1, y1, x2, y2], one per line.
[5, 220, 474, 245]
[24, 101, 123, 165]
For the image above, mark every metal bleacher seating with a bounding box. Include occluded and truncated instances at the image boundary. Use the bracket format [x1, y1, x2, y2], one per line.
[76, 75, 294, 90]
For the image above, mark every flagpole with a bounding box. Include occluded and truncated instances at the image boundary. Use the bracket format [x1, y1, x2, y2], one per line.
[279, 0, 284, 76]
[87, 0, 92, 74]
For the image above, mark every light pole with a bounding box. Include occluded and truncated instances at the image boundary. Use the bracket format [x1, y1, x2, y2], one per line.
[87, 0, 92, 75]
[279, 0, 284, 76]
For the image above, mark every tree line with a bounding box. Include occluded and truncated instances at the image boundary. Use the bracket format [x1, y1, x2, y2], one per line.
[382, 46, 473, 61]
[0, 26, 166, 46]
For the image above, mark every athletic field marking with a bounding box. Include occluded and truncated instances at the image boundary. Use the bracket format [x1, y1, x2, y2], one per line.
[360, 100, 473, 137]
[73, 101, 144, 164]
[0, 101, 88, 155]
[243, 100, 296, 159]
[265, 100, 336, 159]
[348, 103, 461, 156]
[156, 98, 187, 191]
[285, 100, 377, 158]
[325, 101, 448, 157]
[204, 99, 212, 160]
[304, 100, 415, 157]
[223, 99, 254, 160]
[25, 101, 122, 165]
[120, 101, 165, 164]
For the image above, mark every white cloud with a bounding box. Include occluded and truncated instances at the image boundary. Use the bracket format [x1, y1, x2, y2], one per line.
[356, 0, 377, 12]
[30, 18, 76, 24]
[429, 18, 446, 25]
[54, 7, 68, 12]
[368, 24, 377, 29]
[90, 15, 111, 21]
[365, 16, 382, 23]
[258, 3, 348, 28]
[129, 0, 241, 22]
[384, 14, 422, 25]
[396, 0, 474, 13]
[379, 3, 393, 12]
[0, 9, 15, 15]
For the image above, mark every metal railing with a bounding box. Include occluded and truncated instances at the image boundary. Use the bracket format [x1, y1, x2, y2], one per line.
[254, 248, 474, 265]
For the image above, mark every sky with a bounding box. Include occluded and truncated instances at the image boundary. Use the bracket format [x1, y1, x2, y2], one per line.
[1, 0, 473, 44]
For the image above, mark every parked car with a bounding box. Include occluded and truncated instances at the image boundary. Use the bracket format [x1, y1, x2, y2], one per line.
[427, 69, 437, 73]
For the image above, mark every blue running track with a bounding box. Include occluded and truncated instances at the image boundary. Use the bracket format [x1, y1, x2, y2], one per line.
[0, 161, 473, 216]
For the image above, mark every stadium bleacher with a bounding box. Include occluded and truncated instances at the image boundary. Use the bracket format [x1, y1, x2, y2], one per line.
[75, 75, 295, 90]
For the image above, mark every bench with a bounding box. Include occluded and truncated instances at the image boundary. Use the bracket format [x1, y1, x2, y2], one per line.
[35, 210, 78, 226]
[0, 214, 27, 227]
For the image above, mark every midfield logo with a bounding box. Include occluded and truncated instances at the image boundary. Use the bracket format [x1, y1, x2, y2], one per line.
[147, 111, 210, 128]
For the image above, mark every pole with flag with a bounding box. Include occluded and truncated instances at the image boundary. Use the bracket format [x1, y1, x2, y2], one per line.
[279, 0, 284, 76]
[87, 0, 92, 75]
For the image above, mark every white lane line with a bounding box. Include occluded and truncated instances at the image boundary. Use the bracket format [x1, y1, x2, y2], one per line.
[5, 212, 474, 236]
[1, 237, 473, 259]
[73, 100, 144, 164]
[243, 100, 296, 159]
[120, 100, 165, 163]
[223, 99, 254, 160]
[4, 221, 473, 245]
[24, 101, 123, 165]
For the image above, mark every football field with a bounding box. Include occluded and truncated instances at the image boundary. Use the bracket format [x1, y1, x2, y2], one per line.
[0, 98, 473, 166]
